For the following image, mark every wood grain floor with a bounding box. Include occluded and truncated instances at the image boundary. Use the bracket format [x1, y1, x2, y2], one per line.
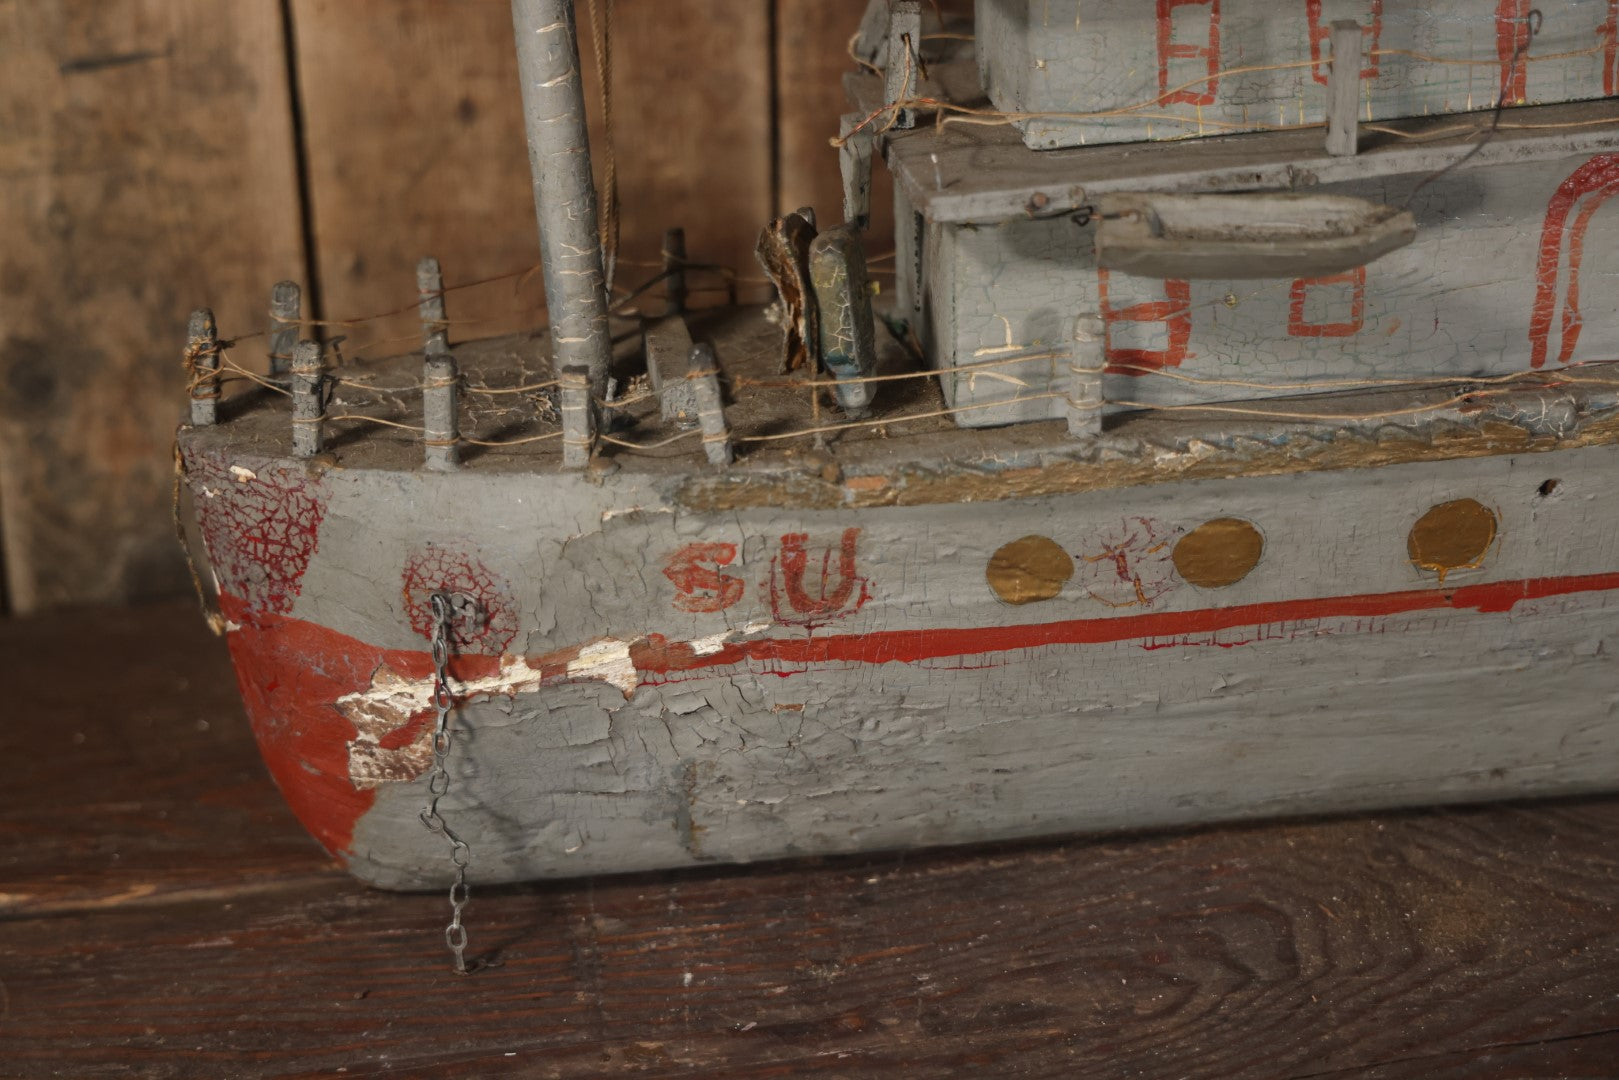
[3, 602, 1617, 1078]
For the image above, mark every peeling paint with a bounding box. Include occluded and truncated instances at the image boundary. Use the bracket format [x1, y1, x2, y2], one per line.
[568, 638, 638, 697]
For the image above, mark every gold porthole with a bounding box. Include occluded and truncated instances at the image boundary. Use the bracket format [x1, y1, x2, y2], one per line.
[1173, 518, 1264, 588]
[1409, 498, 1496, 581]
[987, 535, 1074, 605]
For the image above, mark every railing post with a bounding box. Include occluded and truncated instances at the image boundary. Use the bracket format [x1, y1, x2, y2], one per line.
[662, 228, 687, 316]
[559, 364, 594, 470]
[187, 309, 220, 426]
[839, 113, 874, 230]
[291, 340, 325, 458]
[417, 256, 450, 358]
[809, 225, 878, 416]
[269, 281, 301, 377]
[1325, 20, 1362, 157]
[688, 344, 732, 467]
[417, 256, 461, 470]
[885, 0, 923, 130]
[1066, 314, 1104, 439]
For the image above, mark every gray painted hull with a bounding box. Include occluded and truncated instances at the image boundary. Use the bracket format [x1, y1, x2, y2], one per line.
[183, 432, 1619, 889]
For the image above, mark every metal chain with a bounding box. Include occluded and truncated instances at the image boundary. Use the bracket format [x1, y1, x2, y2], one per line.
[419, 591, 476, 975]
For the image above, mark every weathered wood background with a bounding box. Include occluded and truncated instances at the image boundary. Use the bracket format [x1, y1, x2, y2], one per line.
[0, 0, 925, 615]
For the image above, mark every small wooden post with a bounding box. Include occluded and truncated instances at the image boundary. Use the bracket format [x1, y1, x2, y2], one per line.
[839, 113, 874, 230]
[269, 281, 301, 377]
[662, 228, 687, 315]
[291, 340, 325, 458]
[417, 256, 460, 470]
[417, 256, 450, 358]
[809, 225, 878, 416]
[559, 364, 594, 470]
[1325, 20, 1361, 157]
[885, 0, 922, 131]
[688, 343, 732, 467]
[187, 308, 220, 426]
[1065, 314, 1104, 439]
[422, 354, 459, 471]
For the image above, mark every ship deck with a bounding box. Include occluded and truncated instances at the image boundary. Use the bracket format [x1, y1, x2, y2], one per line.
[188, 302, 1619, 509]
[10, 599, 1619, 1077]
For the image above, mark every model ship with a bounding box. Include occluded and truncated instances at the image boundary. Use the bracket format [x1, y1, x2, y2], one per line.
[180, 0, 1619, 890]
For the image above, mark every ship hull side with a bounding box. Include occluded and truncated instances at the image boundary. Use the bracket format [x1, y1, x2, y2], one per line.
[185, 442, 1619, 888]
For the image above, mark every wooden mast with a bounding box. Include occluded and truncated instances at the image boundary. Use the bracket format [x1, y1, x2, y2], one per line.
[510, 0, 613, 393]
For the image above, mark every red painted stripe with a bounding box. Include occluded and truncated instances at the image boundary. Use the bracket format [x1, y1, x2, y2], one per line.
[630, 572, 1619, 677]
[221, 570, 1619, 858]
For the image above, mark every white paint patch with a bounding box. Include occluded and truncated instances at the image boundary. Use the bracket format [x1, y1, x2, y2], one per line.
[228, 465, 258, 483]
[601, 505, 673, 523]
[568, 639, 638, 697]
[335, 625, 755, 789]
[690, 631, 732, 656]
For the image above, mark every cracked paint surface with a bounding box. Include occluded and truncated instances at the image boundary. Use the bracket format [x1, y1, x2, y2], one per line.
[187, 450, 326, 615]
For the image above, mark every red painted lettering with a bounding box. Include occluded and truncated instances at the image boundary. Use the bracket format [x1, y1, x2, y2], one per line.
[1495, 0, 1532, 104]
[1288, 267, 1366, 338]
[1098, 270, 1193, 374]
[769, 529, 870, 626]
[1157, 0, 1221, 106]
[1530, 154, 1619, 368]
[1307, 0, 1382, 85]
[664, 542, 745, 613]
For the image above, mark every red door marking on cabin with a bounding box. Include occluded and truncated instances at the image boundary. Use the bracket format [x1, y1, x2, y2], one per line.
[1098, 270, 1193, 374]
[401, 543, 519, 654]
[665, 541, 745, 613]
[768, 528, 871, 626]
[1157, 0, 1222, 105]
[1606, 2, 1619, 96]
[1307, 0, 1382, 85]
[1288, 267, 1366, 337]
[1495, 0, 1533, 104]
[1530, 154, 1619, 368]
[1076, 517, 1179, 609]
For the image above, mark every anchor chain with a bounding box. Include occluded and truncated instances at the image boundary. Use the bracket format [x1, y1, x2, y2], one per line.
[420, 590, 477, 975]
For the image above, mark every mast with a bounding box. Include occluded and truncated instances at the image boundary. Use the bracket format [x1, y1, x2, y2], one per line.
[511, 0, 612, 391]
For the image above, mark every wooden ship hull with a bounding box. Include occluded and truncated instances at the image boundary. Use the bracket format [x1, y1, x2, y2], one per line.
[178, 0, 1619, 889]
[179, 332, 1619, 888]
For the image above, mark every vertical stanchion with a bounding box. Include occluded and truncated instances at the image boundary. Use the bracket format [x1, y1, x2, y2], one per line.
[1326, 20, 1362, 157]
[418, 256, 460, 470]
[688, 344, 732, 467]
[269, 282, 301, 377]
[885, 0, 922, 130]
[417, 256, 450, 357]
[291, 340, 325, 458]
[423, 354, 460, 471]
[559, 364, 594, 470]
[1066, 314, 1104, 440]
[662, 228, 687, 316]
[187, 309, 220, 426]
[839, 113, 874, 230]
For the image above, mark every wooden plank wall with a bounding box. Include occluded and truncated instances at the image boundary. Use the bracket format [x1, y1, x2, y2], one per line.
[0, 0, 890, 614]
[0, 0, 306, 613]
